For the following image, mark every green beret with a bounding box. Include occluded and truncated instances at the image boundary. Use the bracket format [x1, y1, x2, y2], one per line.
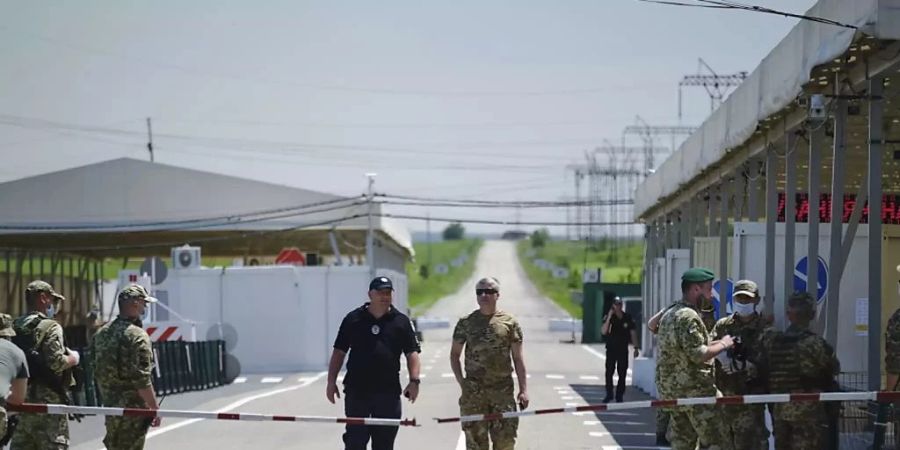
[682, 267, 715, 283]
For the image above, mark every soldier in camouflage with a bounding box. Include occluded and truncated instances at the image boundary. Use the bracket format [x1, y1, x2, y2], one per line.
[90, 284, 161, 450]
[885, 266, 900, 449]
[450, 277, 528, 450]
[711, 280, 769, 450]
[759, 292, 839, 450]
[11, 281, 80, 450]
[655, 267, 735, 450]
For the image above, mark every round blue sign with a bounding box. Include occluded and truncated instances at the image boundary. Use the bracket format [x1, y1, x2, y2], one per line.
[712, 278, 734, 318]
[793, 256, 828, 303]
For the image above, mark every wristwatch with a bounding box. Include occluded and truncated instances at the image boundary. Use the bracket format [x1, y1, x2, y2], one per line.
[409, 378, 421, 385]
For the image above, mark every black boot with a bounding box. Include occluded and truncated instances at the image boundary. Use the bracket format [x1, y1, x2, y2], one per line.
[655, 433, 670, 445]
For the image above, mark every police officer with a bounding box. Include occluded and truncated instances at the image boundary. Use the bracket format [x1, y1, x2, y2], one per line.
[91, 284, 161, 450]
[759, 292, 839, 450]
[12, 281, 80, 450]
[711, 280, 769, 450]
[601, 297, 637, 403]
[0, 313, 29, 443]
[655, 268, 734, 450]
[326, 276, 421, 450]
[450, 277, 528, 450]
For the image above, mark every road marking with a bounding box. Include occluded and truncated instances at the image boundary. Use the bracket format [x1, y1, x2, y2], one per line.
[585, 420, 645, 426]
[546, 374, 565, 379]
[442, 373, 455, 378]
[601, 447, 670, 450]
[120, 371, 328, 447]
[261, 377, 282, 383]
[579, 375, 600, 381]
[424, 366, 434, 371]
[233, 377, 247, 384]
[553, 386, 569, 390]
[561, 396, 576, 400]
[595, 411, 638, 416]
[565, 402, 584, 407]
[591, 432, 656, 437]
[456, 431, 466, 450]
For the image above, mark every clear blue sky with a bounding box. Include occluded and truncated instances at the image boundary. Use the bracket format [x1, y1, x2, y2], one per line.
[0, 0, 818, 235]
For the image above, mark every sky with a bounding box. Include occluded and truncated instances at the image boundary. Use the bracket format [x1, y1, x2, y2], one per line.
[0, 0, 819, 237]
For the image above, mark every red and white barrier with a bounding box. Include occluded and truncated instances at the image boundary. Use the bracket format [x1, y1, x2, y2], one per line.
[434, 391, 900, 424]
[6, 403, 418, 427]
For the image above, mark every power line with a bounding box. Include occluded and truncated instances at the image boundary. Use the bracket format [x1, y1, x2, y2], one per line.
[637, 0, 858, 29]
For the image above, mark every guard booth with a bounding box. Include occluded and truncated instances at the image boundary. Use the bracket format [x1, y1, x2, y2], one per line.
[582, 277, 642, 344]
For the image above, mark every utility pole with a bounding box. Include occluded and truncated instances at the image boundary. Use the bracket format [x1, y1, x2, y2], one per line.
[426, 211, 432, 270]
[146, 117, 155, 162]
[366, 173, 376, 278]
[679, 58, 747, 122]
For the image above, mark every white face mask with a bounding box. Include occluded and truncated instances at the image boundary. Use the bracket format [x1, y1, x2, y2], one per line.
[733, 302, 756, 317]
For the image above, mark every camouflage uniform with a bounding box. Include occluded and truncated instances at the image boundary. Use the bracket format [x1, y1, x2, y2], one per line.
[91, 285, 157, 450]
[11, 312, 72, 450]
[885, 306, 900, 449]
[655, 299, 728, 450]
[453, 310, 523, 450]
[712, 313, 770, 450]
[759, 323, 839, 450]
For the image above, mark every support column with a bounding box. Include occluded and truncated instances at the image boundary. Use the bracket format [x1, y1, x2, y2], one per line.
[868, 77, 884, 392]
[827, 98, 848, 346]
[784, 133, 798, 315]
[718, 182, 730, 312]
[808, 126, 823, 308]
[748, 160, 763, 222]
[766, 144, 780, 328]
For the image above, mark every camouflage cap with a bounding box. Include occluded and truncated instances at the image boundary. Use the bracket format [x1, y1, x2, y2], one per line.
[118, 284, 158, 303]
[0, 313, 14, 337]
[788, 291, 816, 311]
[733, 279, 759, 298]
[476, 277, 500, 291]
[682, 267, 715, 283]
[25, 280, 65, 301]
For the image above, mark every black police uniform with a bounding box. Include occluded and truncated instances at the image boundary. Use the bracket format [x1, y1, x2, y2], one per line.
[604, 311, 635, 402]
[333, 303, 420, 450]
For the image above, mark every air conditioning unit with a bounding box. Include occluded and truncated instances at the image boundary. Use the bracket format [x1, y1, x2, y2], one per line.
[171, 245, 201, 269]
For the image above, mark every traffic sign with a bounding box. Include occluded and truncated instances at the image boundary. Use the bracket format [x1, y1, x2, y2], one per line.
[712, 278, 734, 317]
[275, 247, 307, 266]
[793, 256, 828, 303]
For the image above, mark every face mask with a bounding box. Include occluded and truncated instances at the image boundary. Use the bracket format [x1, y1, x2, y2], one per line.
[733, 302, 756, 317]
[46, 304, 55, 319]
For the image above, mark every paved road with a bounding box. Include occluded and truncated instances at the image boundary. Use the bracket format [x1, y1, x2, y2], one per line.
[70, 240, 662, 450]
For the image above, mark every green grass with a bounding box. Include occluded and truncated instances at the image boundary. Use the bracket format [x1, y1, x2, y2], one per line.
[0, 257, 252, 281]
[406, 239, 483, 314]
[516, 239, 644, 319]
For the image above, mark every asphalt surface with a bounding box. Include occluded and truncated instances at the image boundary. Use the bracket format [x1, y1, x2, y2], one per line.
[69, 240, 662, 450]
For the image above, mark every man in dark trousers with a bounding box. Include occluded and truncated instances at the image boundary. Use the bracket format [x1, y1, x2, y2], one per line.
[326, 276, 422, 450]
[602, 297, 638, 403]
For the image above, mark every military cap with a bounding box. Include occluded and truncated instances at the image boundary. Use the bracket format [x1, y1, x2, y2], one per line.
[368, 276, 394, 291]
[26, 280, 66, 301]
[788, 291, 816, 311]
[0, 313, 15, 337]
[733, 279, 759, 298]
[476, 277, 500, 291]
[118, 284, 158, 303]
[682, 267, 715, 283]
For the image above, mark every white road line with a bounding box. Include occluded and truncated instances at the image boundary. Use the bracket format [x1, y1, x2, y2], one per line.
[456, 431, 466, 450]
[595, 411, 638, 416]
[561, 396, 577, 400]
[442, 373, 455, 378]
[121, 371, 328, 447]
[579, 375, 600, 381]
[553, 386, 569, 390]
[546, 374, 565, 379]
[601, 447, 670, 450]
[424, 366, 434, 371]
[590, 432, 656, 437]
[261, 377, 283, 383]
[565, 402, 584, 407]
[233, 377, 247, 384]
[589, 420, 646, 426]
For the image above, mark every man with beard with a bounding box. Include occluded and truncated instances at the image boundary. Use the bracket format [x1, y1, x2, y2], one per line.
[655, 268, 734, 450]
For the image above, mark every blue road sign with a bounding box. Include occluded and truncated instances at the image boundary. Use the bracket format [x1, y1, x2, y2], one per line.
[793, 256, 828, 303]
[712, 278, 734, 318]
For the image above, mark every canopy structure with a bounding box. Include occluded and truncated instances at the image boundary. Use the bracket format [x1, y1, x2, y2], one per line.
[0, 158, 413, 264]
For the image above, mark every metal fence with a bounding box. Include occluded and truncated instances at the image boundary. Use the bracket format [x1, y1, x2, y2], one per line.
[76, 340, 226, 406]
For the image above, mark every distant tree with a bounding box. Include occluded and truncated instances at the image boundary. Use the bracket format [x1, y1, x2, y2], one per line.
[443, 222, 466, 241]
[530, 228, 550, 248]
